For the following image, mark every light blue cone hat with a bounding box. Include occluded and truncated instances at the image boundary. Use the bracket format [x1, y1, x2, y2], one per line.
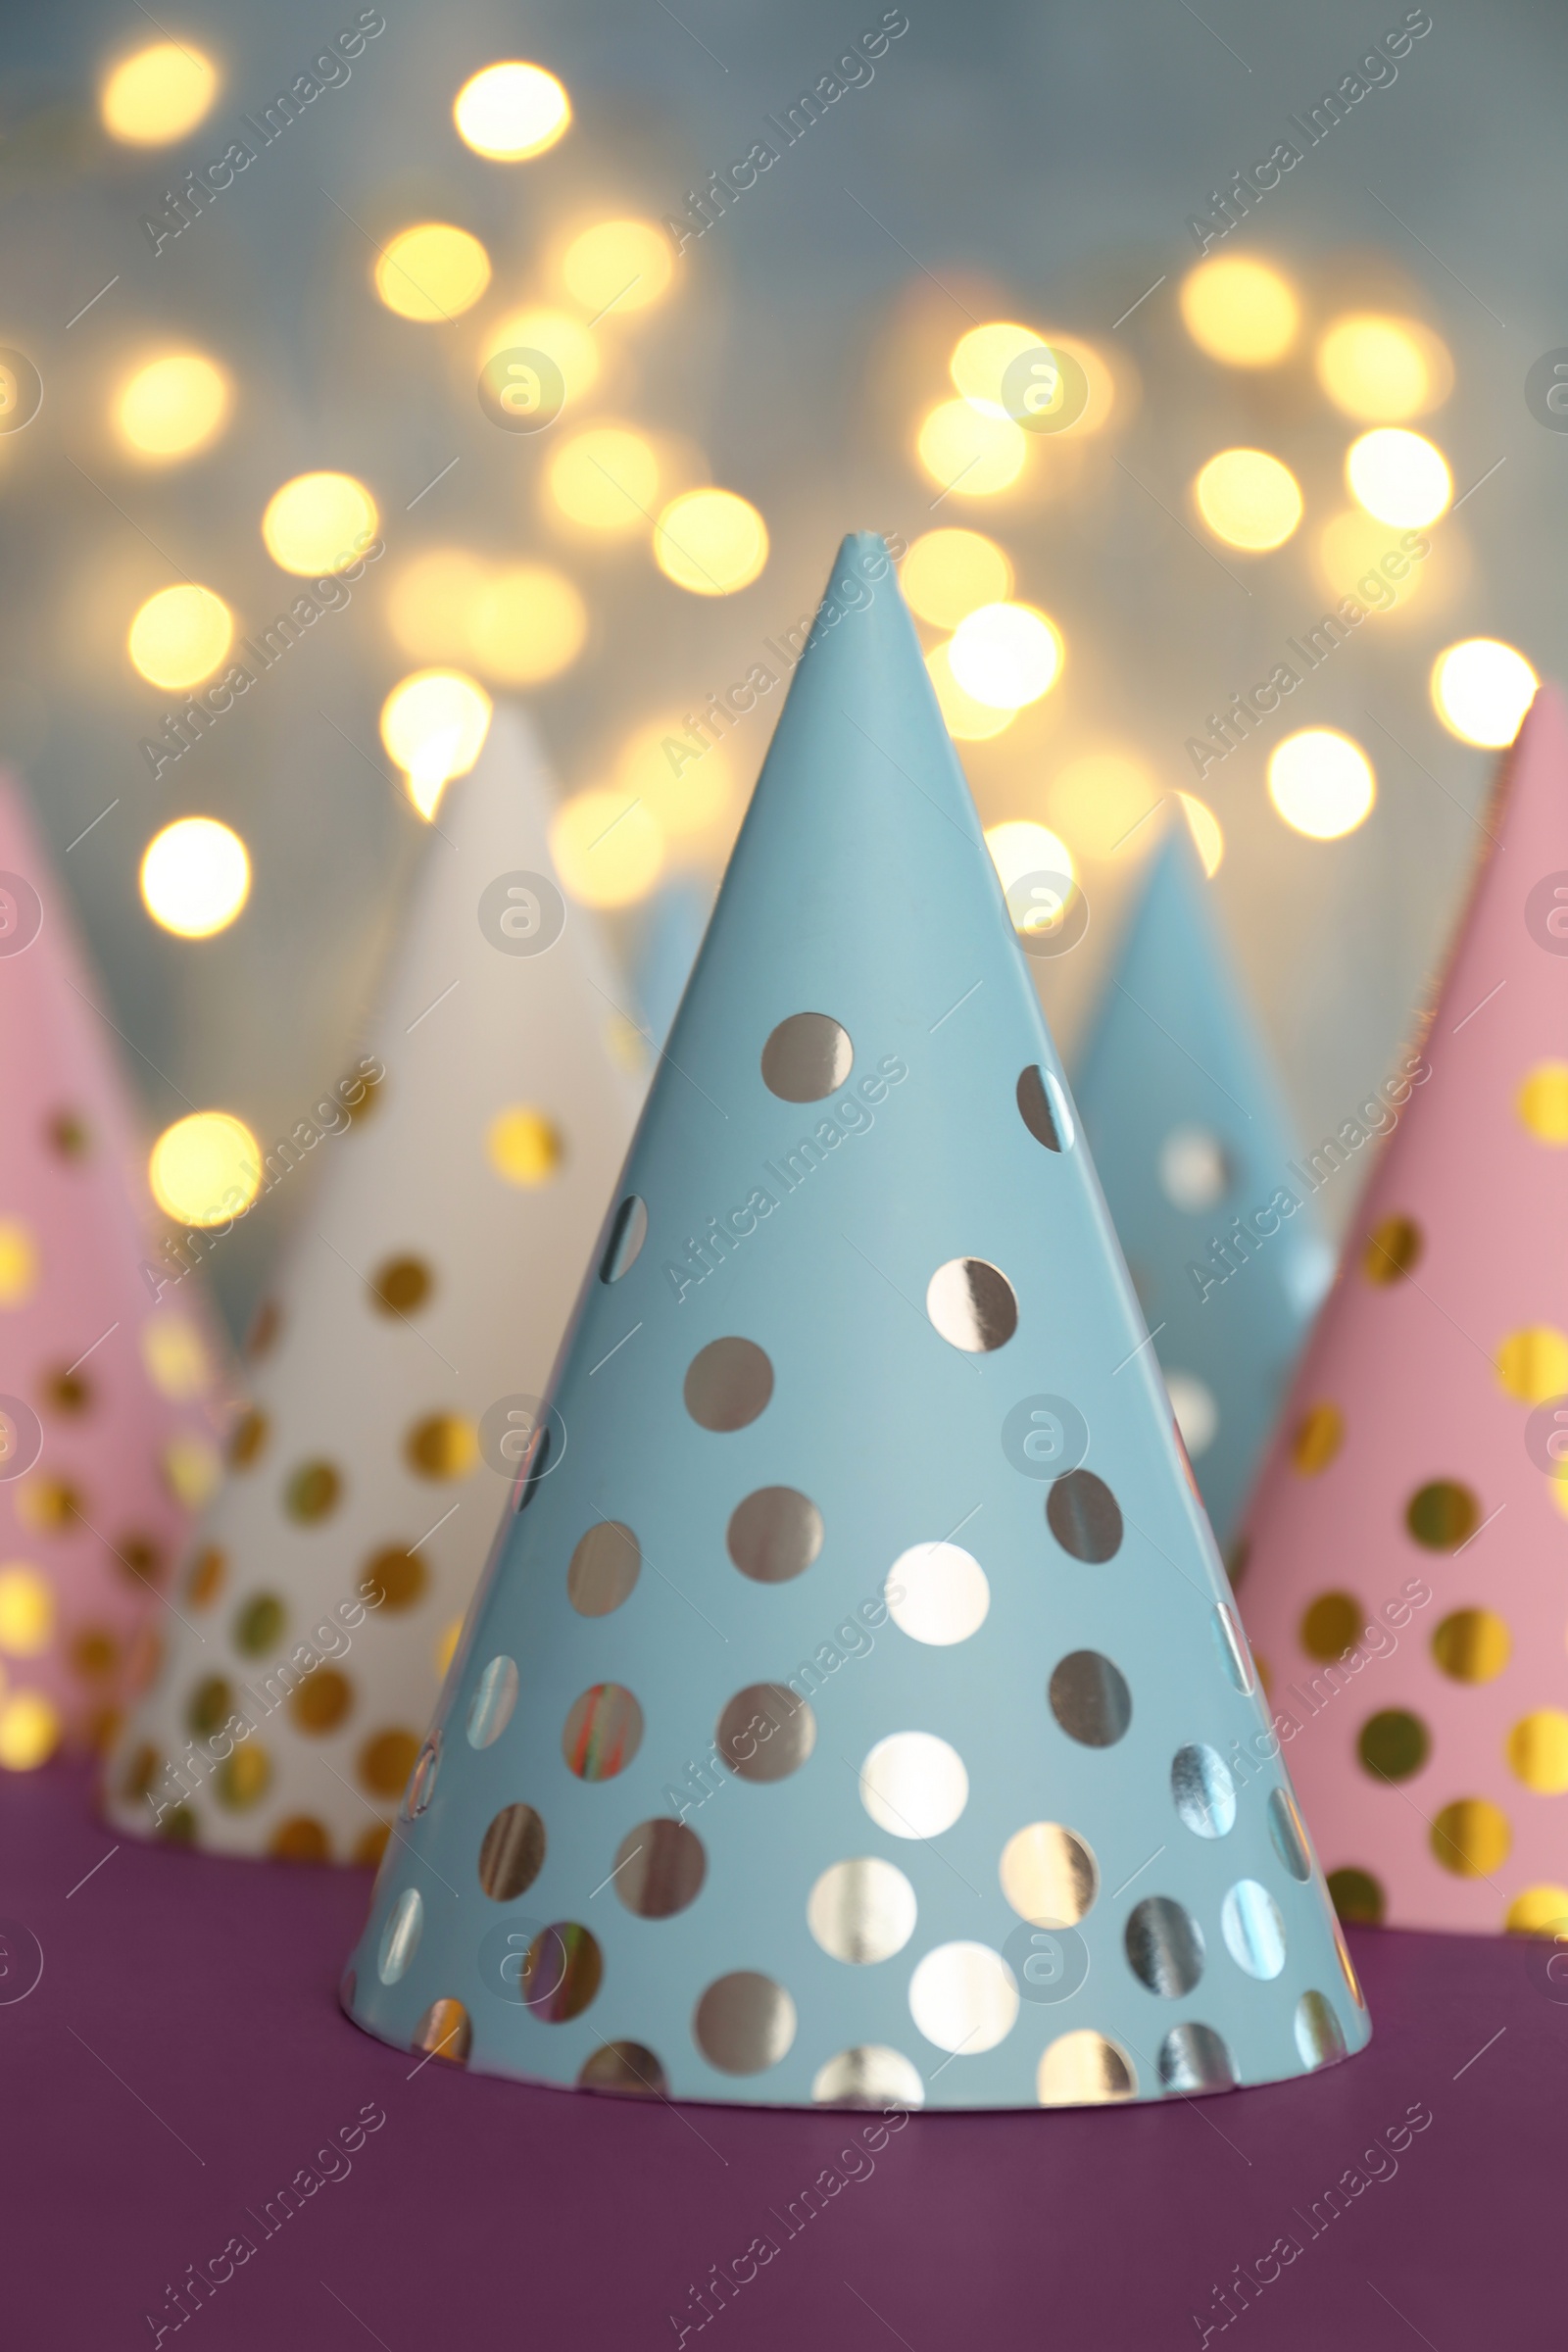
[342, 537, 1369, 2111]
[1073, 826, 1333, 1553]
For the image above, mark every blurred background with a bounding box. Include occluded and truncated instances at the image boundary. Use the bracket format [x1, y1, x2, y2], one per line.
[2, 0, 1560, 1339]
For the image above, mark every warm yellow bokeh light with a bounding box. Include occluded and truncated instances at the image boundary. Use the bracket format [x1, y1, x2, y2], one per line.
[985, 820, 1077, 915]
[916, 400, 1027, 497]
[1316, 509, 1428, 613]
[654, 489, 768, 596]
[551, 789, 665, 906]
[101, 42, 217, 144]
[374, 223, 492, 322]
[902, 529, 1013, 629]
[379, 671, 493, 816]
[467, 565, 587, 683]
[1194, 448, 1302, 550]
[479, 307, 599, 402]
[562, 219, 673, 317]
[385, 549, 492, 662]
[1045, 753, 1160, 859]
[615, 716, 734, 837]
[149, 1111, 262, 1227]
[1180, 257, 1299, 367]
[262, 472, 378, 575]
[1316, 314, 1452, 421]
[116, 354, 230, 462]
[1431, 639, 1538, 749]
[454, 61, 570, 159]
[0, 1220, 38, 1308]
[1347, 428, 1451, 528]
[948, 603, 1062, 709]
[547, 426, 660, 533]
[127, 584, 233, 691]
[141, 1314, 212, 1400]
[486, 1107, 564, 1186]
[0, 1690, 62, 1771]
[950, 320, 1043, 414]
[1176, 791, 1225, 876]
[164, 1431, 222, 1511]
[1267, 729, 1376, 840]
[0, 1567, 53, 1657]
[139, 818, 251, 939]
[925, 643, 1014, 741]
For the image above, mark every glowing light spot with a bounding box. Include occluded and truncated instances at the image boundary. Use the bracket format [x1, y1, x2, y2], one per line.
[561, 219, 673, 316]
[1195, 448, 1302, 551]
[454, 61, 570, 159]
[479, 307, 598, 402]
[164, 1433, 221, 1510]
[0, 1221, 38, 1307]
[654, 489, 768, 595]
[140, 1317, 211, 1400]
[986, 820, 1076, 903]
[0, 1690, 61, 1770]
[614, 716, 733, 836]
[379, 672, 492, 818]
[902, 529, 1013, 629]
[486, 1107, 564, 1186]
[385, 549, 492, 662]
[262, 472, 378, 576]
[950, 319, 1045, 414]
[1046, 753, 1161, 860]
[949, 604, 1062, 710]
[1180, 258, 1298, 367]
[466, 565, 587, 683]
[925, 644, 1013, 741]
[550, 790, 665, 907]
[1431, 638, 1538, 749]
[1268, 729, 1376, 841]
[1176, 792, 1225, 876]
[0, 1567, 53, 1657]
[1316, 509, 1428, 612]
[1347, 428, 1451, 529]
[127, 584, 232, 692]
[139, 818, 251, 939]
[102, 43, 217, 144]
[374, 223, 491, 321]
[116, 354, 230, 462]
[1316, 315, 1451, 421]
[916, 400, 1027, 497]
[149, 1112, 262, 1228]
[547, 426, 659, 534]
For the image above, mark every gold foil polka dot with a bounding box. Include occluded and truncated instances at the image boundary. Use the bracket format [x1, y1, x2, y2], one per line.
[360, 1546, 425, 1611]
[232, 1592, 285, 1656]
[270, 1816, 330, 1862]
[1405, 1479, 1480, 1550]
[215, 1743, 270, 1810]
[227, 1408, 269, 1470]
[1125, 1896, 1204, 1996]
[567, 1521, 641, 1615]
[1291, 1402, 1343, 1476]
[44, 1366, 92, 1415]
[1504, 1885, 1568, 1935]
[119, 1742, 159, 1801]
[1294, 1990, 1348, 2069]
[369, 1254, 433, 1316]
[925, 1256, 1018, 1352]
[115, 1534, 165, 1589]
[486, 1106, 564, 1187]
[521, 1923, 602, 2022]
[185, 1546, 225, 1607]
[412, 1998, 470, 2064]
[1299, 1591, 1363, 1661]
[187, 1675, 233, 1737]
[284, 1459, 341, 1522]
[1037, 2030, 1137, 2106]
[0, 1567, 53, 1656]
[1357, 1708, 1430, 1783]
[16, 1478, 82, 1533]
[1517, 1060, 1568, 1145]
[1157, 2021, 1235, 2093]
[683, 1337, 774, 1431]
[614, 1819, 707, 1919]
[159, 1805, 197, 1843]
[562, 1683, 644, 1781]
[1046, 1470, 1122, 1563]
[1363, 1214, 1422, 1283]
[807, 1856, 917, 1962]
[404, 1414, 478, 1481]
[46, 1107, 90, 1159]
[1327, 1866, 1385, 1924]
[717, 1683, 815, 1782]
[1507, 1708, 1568, 1792]
[1431, 1797, 1510, 1877]
[811, 2046, 925, 2108]
[71, 1627, 119, 1682]
[1495, 1325, 1568, 1405]
[578, 2041, 668, 2096]
[1049, 1649, 1131, 1746]
[760, 1011, 854, 1102]
[359, 1728, 420, 1799]
[694, 1971, 797, 2073]
[1432, 1607, 1510, 1683]
[290, 1668, 352, 1735]
[999, 1822, 1098, 1924]
[478, 1802, 547, 1900]
[726, 1487, 823, 1584]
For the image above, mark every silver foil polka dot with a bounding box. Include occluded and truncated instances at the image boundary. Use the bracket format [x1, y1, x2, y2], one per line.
[567, 1521, 641, 1616]
[1125, 1895, 1204, 1996]
[466, 1654, 518, 1749]
[694, 1971, 797, 2074]
[1221, 1879, 1286, 1979]
[1171, 1743, 1237, 1838]
[577, 2040, 669, 2096]
[1157, 2020, 1236, 2094]
[925, 1257, 1018, 1352]
[612, 1818, 707, 1918]
[716, 1683, 816, 1782]
[807, 1856, 917, 1963]
[1049, 1650, 1132, 1747]
[1294, 1990, 1348, 2070]
[684, 1337, 774, 1432]
[811, 2045, 925, 2108]
[376, 1887, 422, 1984]
[599, 1194, 648, 1283]
[478, 1802, 547, 1902]
[1267, 1787, 1312, 1881]
[760, 1011, 854, 1102]
[726, 1486, 823, 1584]
[1046, 1469, 1123, 1562]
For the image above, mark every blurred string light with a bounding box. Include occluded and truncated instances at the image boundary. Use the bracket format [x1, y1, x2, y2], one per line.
[948, 603, 1061, 709]
[480, 308, 599, 402]
[101, 42, 217, 143]
[374, 223, 492, 321]
[547, 424, 660, 533]
[551, 789, 665, 906]
[916, 401, 1026, 497]
[984, 822, 1078, 937]
[1316, 510, 1428, 612]
[615, 717, 733, 836]
[0, 1566, 52, 1654]
[380, 671, 492, 817]
[487, 1107, 564, 1185]
[1175, 791, 1225, 876]
[1346, 427, 1451, 527]
[1316, 314, 1452, 420]
[1194, 448, 1302, 551]
[385, 549, 491, 662]
[149, 1111, 262, 1226]
[950, 320, 1112, 434]
[127, 584, 232, 690]
[902, 529, 1012, 628]
[116, 353, 230, 462]
[453, 61, 570, 159]
[1267, 728, 1376, 839]
[468, 566, 587, 682]
[139, 818, 251, 938]
[561, 220, 673, 317]
[654, 489, 768, 595]
[0, 1691, 61, 1771]
[925, 644, 1013, 740]
[1431, 639, 1538, 747]
[1180, 257, 1298, 366]
[1045, 751, 1159, 858]
[262, 471, 377, 574]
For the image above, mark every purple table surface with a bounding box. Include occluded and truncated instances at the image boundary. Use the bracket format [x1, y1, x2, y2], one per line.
[1, 1762, 1557, 2351]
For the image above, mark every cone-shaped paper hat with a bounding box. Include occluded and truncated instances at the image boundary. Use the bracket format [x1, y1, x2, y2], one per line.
[0, 776, 232, 1769]
[104, 708, 642, 1862]
[342, 539, 1367, 2108]
[1073, 824, 1332, 1550]
[1236, 686, 1568, 1936]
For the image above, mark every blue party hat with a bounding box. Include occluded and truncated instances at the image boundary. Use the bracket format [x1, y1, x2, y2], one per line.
[342, 536, 1368, 2110]
[1073, 826, 1332, 1553]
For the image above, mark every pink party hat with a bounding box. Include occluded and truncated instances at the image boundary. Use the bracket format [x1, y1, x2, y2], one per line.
[1237, 685, 1568, 1935]
[0, 777, 232, 1768]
